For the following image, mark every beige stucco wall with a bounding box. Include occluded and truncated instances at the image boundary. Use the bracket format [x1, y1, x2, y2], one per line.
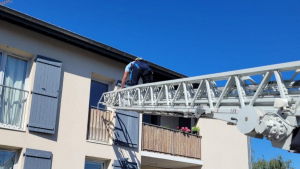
[0, 19, 142, 169]
[198, 118, 249, 169]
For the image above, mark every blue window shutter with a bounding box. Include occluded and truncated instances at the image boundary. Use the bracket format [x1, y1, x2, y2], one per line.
[27, 55, 62, 134]
[23, 148, 52, 169]
[114, 110, 139, 148]
[113, 159, 137, 169]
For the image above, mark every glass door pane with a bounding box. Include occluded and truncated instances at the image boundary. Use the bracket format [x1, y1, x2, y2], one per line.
[0, 150, 15, 169]
[0, 55, 27, 128]
[84, 161, 103, 169]
[3, 55, 27, 89]
[89, 80, 108, 109]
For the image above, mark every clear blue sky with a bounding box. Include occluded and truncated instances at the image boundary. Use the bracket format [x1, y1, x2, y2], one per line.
[5, 0, 300, 168]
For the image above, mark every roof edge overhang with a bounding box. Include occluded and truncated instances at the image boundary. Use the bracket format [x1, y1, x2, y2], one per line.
[0, 6, 186, 79]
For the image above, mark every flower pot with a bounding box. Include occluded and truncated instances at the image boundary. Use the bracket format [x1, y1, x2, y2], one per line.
[192, 131, 198, 135]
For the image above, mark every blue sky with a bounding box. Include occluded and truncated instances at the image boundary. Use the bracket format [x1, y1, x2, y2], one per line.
[5, 0, 300, 167]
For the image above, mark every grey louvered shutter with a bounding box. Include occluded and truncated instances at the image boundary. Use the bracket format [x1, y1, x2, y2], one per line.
[114, 110, 139, 148]
[27, 55, 62, 134]
[23, 148, 52, 169]
[113, 159, 138, 169]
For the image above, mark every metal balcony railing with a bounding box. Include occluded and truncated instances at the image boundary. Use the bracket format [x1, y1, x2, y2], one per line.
[142, 123, 201, 159]
[87, 107, 112, 143]
[0, 84, 29, 130]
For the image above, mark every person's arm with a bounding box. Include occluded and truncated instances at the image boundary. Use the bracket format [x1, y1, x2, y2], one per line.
[120, 71, 130, 89]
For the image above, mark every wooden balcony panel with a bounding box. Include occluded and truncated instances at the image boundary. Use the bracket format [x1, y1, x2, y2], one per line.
[142, 123, 201, 159]
[87, 108, 112, 143]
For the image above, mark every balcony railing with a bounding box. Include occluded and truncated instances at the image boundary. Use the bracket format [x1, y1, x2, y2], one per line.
[142, 123, 201, 159]
[87, 107, 112, 143]
[0, 84, 29, 130]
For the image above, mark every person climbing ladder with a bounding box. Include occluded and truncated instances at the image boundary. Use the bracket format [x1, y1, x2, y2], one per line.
[120, 57, 153, 89]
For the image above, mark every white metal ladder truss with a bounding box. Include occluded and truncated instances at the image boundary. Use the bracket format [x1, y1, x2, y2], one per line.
[99, 61, 300, 152]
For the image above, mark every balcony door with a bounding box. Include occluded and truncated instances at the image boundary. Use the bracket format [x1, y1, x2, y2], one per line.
[0, 52, 28, 129]
[87, 80, 110, 143]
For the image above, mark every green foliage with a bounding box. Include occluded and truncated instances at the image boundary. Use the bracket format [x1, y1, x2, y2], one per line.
[162, 125, 170, 129]
[191, 125, 200, 132]
[252, 155, 294, 169]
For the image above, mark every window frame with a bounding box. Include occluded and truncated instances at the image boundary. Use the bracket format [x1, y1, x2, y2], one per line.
[0, 148, 20, 169]
[0, 49, 32, 131]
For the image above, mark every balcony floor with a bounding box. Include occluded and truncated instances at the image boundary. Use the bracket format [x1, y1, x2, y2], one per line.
[141, 151, 203, 169]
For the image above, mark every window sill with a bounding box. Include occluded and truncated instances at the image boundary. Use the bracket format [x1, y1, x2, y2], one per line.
[86, 140, 112, 146]
[0, 125, 26, 132]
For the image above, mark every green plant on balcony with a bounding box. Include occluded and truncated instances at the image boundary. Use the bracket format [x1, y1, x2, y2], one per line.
[162, 125, 170, 129]
[191, 125, 200, 135]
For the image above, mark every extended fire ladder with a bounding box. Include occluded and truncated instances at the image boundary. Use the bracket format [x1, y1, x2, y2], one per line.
[99, 61, 300, 152]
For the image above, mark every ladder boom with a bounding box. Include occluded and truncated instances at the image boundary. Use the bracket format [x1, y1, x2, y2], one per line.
[99, 61, 300, 153]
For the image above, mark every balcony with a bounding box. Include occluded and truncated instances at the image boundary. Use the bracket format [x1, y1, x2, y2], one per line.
[0, 85, 29, 130]
[87, 107, 112, 143]
[142, 123, 201, 159]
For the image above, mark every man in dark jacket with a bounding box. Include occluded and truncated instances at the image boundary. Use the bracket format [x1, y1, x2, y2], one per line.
[120, 57, 153, 89]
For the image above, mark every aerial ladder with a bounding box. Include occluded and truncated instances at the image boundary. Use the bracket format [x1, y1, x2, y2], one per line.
[99, 61, 300, 153]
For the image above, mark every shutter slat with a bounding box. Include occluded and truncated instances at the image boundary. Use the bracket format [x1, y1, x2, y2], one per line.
[24, 148, 52, 169]
[36, 57, 62, 67]
[27, 123, 54, 130]
[28, 55, 62, 134]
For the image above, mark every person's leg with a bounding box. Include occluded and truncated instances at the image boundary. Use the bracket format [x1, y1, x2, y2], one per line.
[130, 66, 141, 85]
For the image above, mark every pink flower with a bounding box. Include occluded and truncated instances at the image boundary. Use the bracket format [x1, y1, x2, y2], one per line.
[177, 127, 179, 129]
[181, 127, 185, 130]
[185, 127, 189, 130]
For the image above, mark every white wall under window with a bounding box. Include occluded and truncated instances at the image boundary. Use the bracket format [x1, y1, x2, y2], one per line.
[0, 50, 31, 130]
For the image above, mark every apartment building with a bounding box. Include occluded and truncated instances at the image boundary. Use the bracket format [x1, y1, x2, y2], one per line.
[0, 6, 250, 169]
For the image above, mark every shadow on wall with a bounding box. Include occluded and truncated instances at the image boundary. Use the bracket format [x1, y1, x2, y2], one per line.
[110, 111, 141, 169]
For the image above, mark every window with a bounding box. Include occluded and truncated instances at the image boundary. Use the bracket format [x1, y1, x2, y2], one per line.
[84, 159, 105, 169]
[0, 51, 29, 130]
[0, 149, 16, 169]
[89, 80, 108, 109]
